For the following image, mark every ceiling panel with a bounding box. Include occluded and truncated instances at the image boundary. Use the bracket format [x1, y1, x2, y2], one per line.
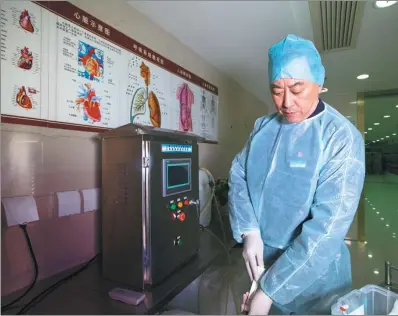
[128, 1, 398, 119]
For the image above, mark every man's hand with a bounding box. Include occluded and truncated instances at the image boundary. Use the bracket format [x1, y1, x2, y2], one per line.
[246, 289, 273, 315]
[243, 230, 264, 281]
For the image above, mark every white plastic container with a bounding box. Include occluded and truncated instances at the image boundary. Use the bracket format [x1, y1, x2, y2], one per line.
[331, 285, 398, 315]
[198, 168, 213, 227]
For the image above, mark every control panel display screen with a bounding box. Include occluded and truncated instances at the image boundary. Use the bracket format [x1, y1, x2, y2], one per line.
[163, 159, 191, 196]
[167, 163, 189, 188]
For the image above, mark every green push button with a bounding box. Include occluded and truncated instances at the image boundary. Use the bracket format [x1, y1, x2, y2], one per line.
[177, 239, 183, 246]
[170, 203, 177, 211]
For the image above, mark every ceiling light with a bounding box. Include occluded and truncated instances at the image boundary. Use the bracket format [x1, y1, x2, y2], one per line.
[393, 133, 397, 136]
[321, 87, 328, 93]
[386, 136, 390, 138]
[346, 116, 352, 118]
[373, 207, 376, 210]
[396, 105, 398, 108]
[376, 211, 380, 214]
[374, 269, 379, 275]
[350, 101, 358, 104]
[364, 241, 368, 244]
[364, 132, 367, 134]
[381, 138, 385, 140]
[381, 217, 384, 220]
[386, 224, 390, 227]
[375, 1, 398, 8]
[374, 123, 380, 125]
[368, 128, 373, 130]
[394, 235, 396, 238]
[373, 141, 376, 143]
[357, 74, 370, 80]
[384, 115, 391, 118]
[377, 140, 380, 142]
[368, 254, 373, 258]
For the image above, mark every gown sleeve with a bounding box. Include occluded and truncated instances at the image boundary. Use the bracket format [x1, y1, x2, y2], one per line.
[228, 118, 263, 243]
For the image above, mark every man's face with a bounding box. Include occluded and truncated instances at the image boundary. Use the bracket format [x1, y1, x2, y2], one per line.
[270, 78, 322, 123]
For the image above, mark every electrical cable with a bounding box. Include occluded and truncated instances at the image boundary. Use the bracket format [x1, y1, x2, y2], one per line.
[196, 168, 240, 315]
[16, 254, 99, 315]
[1, 224, 39, 313]
[200, 167, 238, 314]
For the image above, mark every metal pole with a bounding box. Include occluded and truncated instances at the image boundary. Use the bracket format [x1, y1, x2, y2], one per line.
[385, 261, 391, 286]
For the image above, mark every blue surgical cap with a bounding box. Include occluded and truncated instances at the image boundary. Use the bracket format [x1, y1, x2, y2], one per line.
[268, 34, 325, 86]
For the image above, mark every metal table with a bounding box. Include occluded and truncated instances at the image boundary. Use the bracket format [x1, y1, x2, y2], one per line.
[3, 212, 236, 315]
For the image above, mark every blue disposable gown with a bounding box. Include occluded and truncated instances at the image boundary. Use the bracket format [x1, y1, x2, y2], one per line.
[228, 101, 365, 314]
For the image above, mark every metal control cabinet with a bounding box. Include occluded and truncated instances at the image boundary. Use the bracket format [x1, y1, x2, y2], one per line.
[101, 123, 204, 290]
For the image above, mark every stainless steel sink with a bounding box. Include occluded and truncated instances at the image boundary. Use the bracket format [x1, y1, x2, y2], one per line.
[381, 261, 398, 294]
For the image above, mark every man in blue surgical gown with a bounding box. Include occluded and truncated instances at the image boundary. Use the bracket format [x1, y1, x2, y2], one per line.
[228, 34, 365, 315]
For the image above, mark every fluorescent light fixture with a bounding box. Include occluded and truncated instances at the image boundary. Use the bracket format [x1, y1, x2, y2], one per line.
[346, 116, 352, 118]
[376, 211, 380, 214]
[396, 105, 398, 108]
[321, 87, 328, 93]
[375, 1, 397, 8]
[384, 115, 391, 118]
[374, 269, 379, 275]
[386, 136, 390, 138]
[368, 254, 373, 258]
[386, 224, 390, 227]
[374, 122, 380, 125]
[381, 138, 385, 140]
[373, 207, 376, 210]
[350, 101, 358, 104]
[368, 128, 373, 130]
[364, 132, 367, 134]
[393, 133, 397, 136]
[357, 74, 370, 80]
[381, 217, 384, 220]
[373, 141, 376, 143]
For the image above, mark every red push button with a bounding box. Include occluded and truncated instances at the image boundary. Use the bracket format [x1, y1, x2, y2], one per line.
[178, 212, 186, 222]
[183, 199, 189, 207]
[170, 212, 177, 220]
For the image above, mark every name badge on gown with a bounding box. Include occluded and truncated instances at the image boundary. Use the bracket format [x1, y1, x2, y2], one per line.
[289, 151, 306, 168]
[289, 160, 306, 168]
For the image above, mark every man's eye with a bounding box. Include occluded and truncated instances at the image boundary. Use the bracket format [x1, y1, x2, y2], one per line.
[272, 90, 283, 96]
[291, 90, 303, 95]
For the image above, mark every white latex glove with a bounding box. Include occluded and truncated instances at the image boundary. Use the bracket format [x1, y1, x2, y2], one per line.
[242, 230, 264, 281]
[241, 289, 272, 315]
[248, 289, 272, 315]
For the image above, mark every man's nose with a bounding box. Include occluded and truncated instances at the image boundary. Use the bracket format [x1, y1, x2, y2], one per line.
[282, 91, 293, 108]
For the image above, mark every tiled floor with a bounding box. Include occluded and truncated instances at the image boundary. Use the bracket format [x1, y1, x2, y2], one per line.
[165, 173, 398, 314]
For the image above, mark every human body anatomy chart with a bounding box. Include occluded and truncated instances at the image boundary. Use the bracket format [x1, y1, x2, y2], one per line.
[0, 1, 219, 141]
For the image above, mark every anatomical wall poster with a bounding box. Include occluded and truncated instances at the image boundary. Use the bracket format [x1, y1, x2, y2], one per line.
[125, 52, 171, 129]
[50, 15, 122, 128]
[0, 1, 219, 142]
[1, 1, 43, 119]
